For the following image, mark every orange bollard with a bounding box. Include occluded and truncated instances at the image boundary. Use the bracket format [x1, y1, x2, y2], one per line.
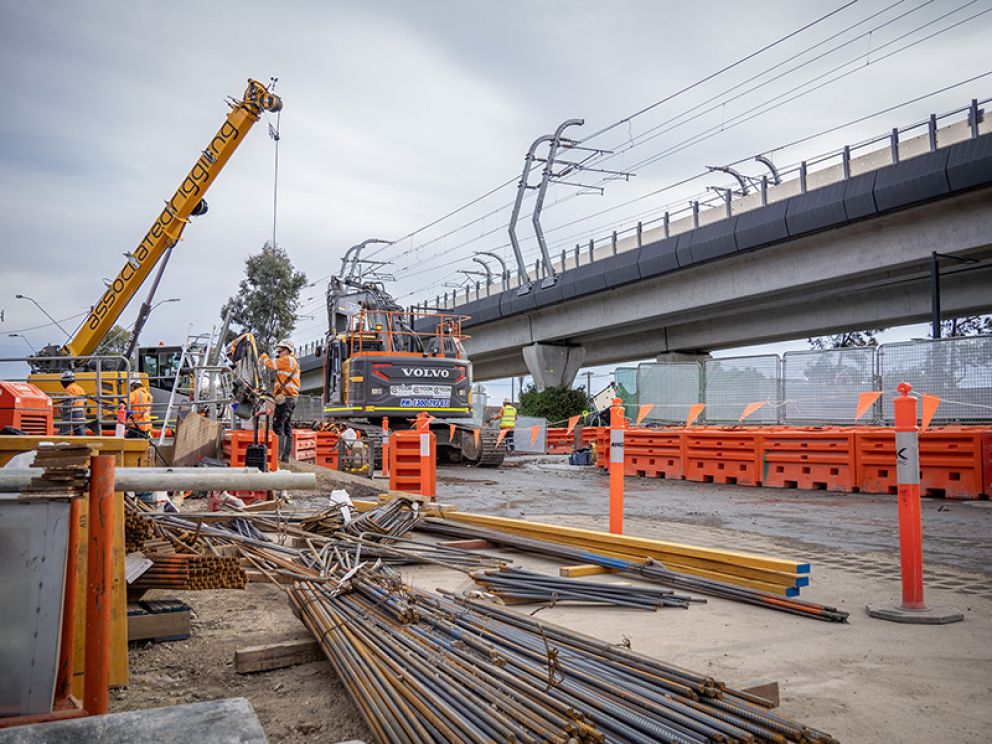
[84, 455, 116, 714]
[381, 417, 390, 479]
[866, 383, 962, 624]
[608, 397, 627, 535]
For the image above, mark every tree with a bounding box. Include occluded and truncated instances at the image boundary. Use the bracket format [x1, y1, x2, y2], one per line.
[94, 324, 132, 357]
[518, 384, 589, 424]
[936, 315, 992, 337]
[221, 242, 308, 354]
[807, 329, 884, 350]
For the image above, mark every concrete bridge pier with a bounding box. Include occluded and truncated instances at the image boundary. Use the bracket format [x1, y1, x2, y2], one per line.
[522, 343, 586, 391]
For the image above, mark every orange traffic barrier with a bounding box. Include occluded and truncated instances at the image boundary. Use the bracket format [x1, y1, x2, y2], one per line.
[291, 429, 317, 462]
[760, 427, 857, 492]
[856, 426, 987, 499]
[623, 427, 685, 479]
[545, 427, 573, 454]
[581, 426, 603, 447]
[389, 429, 436, 498]
[314, 430, 340, 469]
[685, 427, 761, 486]
[223, 430, 278, 471]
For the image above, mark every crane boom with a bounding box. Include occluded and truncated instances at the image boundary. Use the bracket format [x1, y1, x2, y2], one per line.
[65, 78, 283, 358]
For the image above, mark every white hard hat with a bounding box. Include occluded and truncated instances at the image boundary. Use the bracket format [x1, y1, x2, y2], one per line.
[60, 370, 76, 384]
[276, 339, 295, 355]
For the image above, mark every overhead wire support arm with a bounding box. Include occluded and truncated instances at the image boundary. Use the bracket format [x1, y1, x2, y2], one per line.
[753, 155, 781, 185]
[706, 165, 749, 195]
[533, 118, 584, 289]
[508, 134, 554, 293]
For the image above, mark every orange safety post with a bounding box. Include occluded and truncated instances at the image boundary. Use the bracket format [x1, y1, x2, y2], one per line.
[115, 403, 126, 438]
[608, 397, 626, 535]
[381, 417, 390, 479]
[866, 384, 962, 624]
[84, 454, 116, 714]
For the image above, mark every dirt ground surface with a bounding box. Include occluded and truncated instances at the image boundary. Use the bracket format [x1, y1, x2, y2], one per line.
[112, 456, 992, 743]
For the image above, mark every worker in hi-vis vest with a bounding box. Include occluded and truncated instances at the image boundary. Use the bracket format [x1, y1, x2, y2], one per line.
[259, 339, 301, 461]
[127, 380, 153, 437]
[496, 399, 517, 451]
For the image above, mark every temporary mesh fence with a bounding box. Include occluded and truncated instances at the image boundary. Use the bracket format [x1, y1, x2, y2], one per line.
[782, 347, 878, 425]
[635, 362, 703, 424]
[627, 336, 992, 426]
[704, 355, 780, 424]
[879, 337, 992, 423]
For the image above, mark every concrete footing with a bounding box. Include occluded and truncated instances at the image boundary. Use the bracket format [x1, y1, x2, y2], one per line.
[865, 602, 964, 625]
[522, 343, 585, 391]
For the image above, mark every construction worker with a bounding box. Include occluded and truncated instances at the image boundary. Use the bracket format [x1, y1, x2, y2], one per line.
[496, 399, 517, 451]
[127, 380, 153, 438]
[59, 370, 87, 436]
[259, 339, 300, 461]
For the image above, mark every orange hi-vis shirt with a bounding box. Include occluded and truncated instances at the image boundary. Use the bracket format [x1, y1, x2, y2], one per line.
[129, 387, 153, 432]
[64, 382, 86, 409]
[259, 353, 300, 397]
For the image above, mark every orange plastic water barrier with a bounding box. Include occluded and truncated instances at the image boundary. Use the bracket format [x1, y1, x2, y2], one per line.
[388, 430, 436, 498]
[223, 430, 278, 471]
[291, 429, 317, 462]
[856, 427, 988, 500]
[623, 427, 685, 479]
[760, 427, 858, 492]
[545, 427, 573, 454]
[314, 430, 340, 469]
[684, 428, 761, 486]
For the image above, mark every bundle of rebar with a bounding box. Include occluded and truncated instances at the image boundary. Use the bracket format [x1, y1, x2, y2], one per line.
[288, 569, 840, 744]
[340, 496, 422, 540]
[124, 510, 155, 553]
[471, 566, 703, 610]
[297, 507, 346, 536]
[130, 553, 247, 591]
[422, 519, 849, 623]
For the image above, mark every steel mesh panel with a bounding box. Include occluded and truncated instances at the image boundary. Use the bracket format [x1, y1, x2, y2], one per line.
[879, 336, 992, 423]
[292, 395, 326, 423]
[783, 347, 877, 424]
[635, 362, 702, 423]
[614, 367, 638, 409]
[703, 355, 780, 424]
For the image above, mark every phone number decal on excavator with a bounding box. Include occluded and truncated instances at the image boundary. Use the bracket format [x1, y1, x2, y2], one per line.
[390, 384, 451, 399]
[399, 398, 450, 408]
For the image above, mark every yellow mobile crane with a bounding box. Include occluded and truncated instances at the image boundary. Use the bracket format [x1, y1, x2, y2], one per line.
[28, 79, 283, 426]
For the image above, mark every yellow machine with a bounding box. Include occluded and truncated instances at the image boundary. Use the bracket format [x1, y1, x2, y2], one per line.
[27, 79, 283, 425]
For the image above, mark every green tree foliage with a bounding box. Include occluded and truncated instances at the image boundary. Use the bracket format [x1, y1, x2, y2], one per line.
[221, 242, 307, 354]
[518, 385, 589, 424]
[937, 315, 992, 337]
[94, 324, 132, 357]
[807, 329, 884, 350]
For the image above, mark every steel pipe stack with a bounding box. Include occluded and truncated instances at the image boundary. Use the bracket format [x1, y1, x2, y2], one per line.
[130, 553, 246, 591]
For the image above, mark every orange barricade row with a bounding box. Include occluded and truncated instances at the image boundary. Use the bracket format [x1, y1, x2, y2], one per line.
[314, 430, 340, 470]
[685, 428, 761, 486]
[624, 427, 685, 480]
[545, 427, 573, 455]
[581, 426, 603, 448]
[291, 429, 317, 462]
[760, 427, 858, 493]
[223, 430, 278, 472]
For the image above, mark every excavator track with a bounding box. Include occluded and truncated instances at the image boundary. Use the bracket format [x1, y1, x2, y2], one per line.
[458, 427, 506, 468]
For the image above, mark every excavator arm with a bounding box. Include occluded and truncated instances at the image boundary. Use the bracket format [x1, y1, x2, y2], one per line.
[64, 79, 282, 358]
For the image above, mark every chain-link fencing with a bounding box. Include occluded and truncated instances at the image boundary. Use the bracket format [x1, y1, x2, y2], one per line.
[703, 355, 780, 424]
[635, 362, 703, 423]
[782, 347, 878, 425]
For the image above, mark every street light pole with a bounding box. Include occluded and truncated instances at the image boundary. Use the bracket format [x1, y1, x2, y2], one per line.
[930, 252, 979, 338]
[15, 295, 70, 337]
[9, 333, 37, 353]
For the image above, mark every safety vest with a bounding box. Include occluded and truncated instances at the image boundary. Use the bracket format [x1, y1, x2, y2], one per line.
[261, 353, 300, 397]
[499, 404, 517, 429]
[64, 383, 86, 416]
[129, 387, 153, 432]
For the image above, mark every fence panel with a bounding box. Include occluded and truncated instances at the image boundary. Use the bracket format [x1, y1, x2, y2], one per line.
[879, 336, 992, 423]
[703, 355, 780, 423]
[635, 362, 703, 423]
[782, 347, 877, 425]
[614, 367, 638, 409]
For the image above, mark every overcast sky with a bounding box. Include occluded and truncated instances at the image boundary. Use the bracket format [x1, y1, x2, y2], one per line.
[1, 1, 990, 396]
